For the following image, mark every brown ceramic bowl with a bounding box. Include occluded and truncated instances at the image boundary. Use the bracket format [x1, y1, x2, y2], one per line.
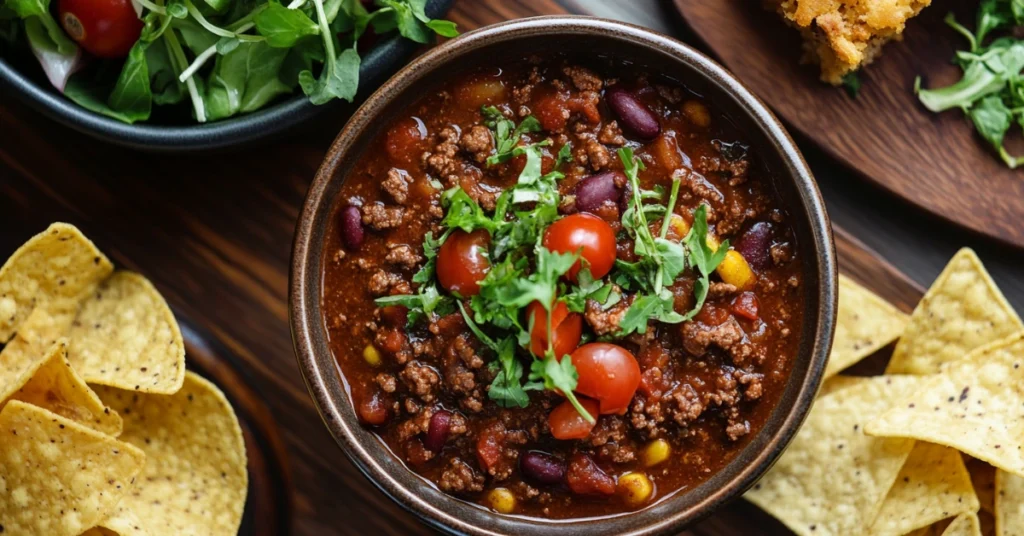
[291, 16, 837, 536]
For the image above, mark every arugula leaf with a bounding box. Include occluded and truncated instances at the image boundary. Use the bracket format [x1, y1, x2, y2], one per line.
[555, 142, 573, 167]
[107, 42, 154, 121]
[488, 337, 529, 408]
[298, 0, 360, 104]
[970, 94, 1022, 167]
[204, 41, 291, 121]
[412, 231, 439, 284]
[524, 354, 594, 424]
[494, 247, 577, 311]
[441, 188, 501, 234]
[482, 106, 542, 166]
[977, 0, 1013, 46]
[6, 0, 76, 54]
[255, 1, 320, 48]
[374, 0, 457, 44]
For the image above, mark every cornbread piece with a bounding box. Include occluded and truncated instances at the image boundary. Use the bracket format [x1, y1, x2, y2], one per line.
[767, 0, 931, 85]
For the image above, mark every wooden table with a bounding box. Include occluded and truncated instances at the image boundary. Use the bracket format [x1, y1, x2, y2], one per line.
[1, 1, 1021, 535]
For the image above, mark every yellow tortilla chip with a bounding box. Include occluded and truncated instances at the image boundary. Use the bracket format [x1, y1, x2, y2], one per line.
[870, 442, 980, 535]
[966, 456, 997, 514]
[81, 507, 149, 536]
[819, 374, 865, 397]
[3, 339, 121, 435]
[0, 401, 145, 536]
[867, 332, 1024, 477]
[95, 372, 247, 536]
[0, 223, 113, 343]
[68, 271, 185, 394]
[997, 469, 1024, 536]
[827, 275, 909, 377]
[745, 376, 924, 536]
[0, 304, 80, 406]
[886, 249, 1022, 375]
[943, 512, 983, 536]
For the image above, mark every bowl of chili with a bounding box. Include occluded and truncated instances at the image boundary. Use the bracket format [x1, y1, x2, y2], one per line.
[291, 16, 836, 535]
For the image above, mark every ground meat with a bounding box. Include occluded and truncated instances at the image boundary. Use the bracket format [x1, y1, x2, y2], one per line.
[584, 136, 612, 170]
[598, 121, 626, 146]
[405, 439, 435, 465]
[717, 196, 760, 237]
[735, 369, 764, 400]
[362, 204, 406, 230]
[382, 168, 412, 204]
[399, 361, 440, 402]
[655, 84, 684, 104]
[770, 242, 793, 266]
[476, 422, 525, 480]
[396, 407, 434, 442]
[459, 125, 493, 164]
[681, 317, 744, 357]
[368, 270, 410, 297]
[449, 412, 469, 436]
[680, 169, 724, 205]
[588, 415, 629, 446]
[706, 369, 741, 407]
[450, 334, 485, 369]
[563, 65, 603, 91]
[385, 243, 422, 269]
[424, 126, 461, 178]
[585, 296, 630, 336]
[725, 406, 750, 441]
[412, 339, 439, 359]
[708, 282, 738, 299]
[375, 373, 397, 393]
[597, 442, 636, 464]
[438, 457, 485, 494]
[667, 384, 704, 426]
[375, 327, 412, 364]
[701, 152, 750, 181]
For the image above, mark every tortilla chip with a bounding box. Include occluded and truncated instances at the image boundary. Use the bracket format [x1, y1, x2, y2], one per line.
[0, 223, 113, 343]
[943, 512, 983, 536]
[870, 442, 980, 535]
[997, 469, 1024, 536]
[827, 275, 909, 377]
[0, 304, 80, 406]
[745, 376, 924, 536]
[867, 332, 1024, 477]
[886, 249, 1022, 375]
[0, 401, 145, 536]
[82, 506, 149, 536]
[819, 374, 865, 397]
[3, 339, 121, 435]
[68, 271, 185, 394]
[95, 372, 247, 536]
[966, 456, 997, 514]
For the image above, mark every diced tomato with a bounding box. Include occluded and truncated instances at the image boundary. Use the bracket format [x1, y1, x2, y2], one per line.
[476, 424, 505, 472]
[533, 91, 570, 132]
[730, 291, 760, 321]
[549, 398, 600, 440]
[527, 300, 582, 358]
[356, 390, 389, 426]
[695, 304, 729, 326]
[566, 452, 615, 495]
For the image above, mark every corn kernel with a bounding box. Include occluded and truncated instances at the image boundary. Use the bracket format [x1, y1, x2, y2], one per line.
[617, 472, 653, 506]
[643, 439, 671, 467]
[682, 100, 711, 128]
[717, 250, 756, 290]
[362, 344, 382, 367]
[488, 487, 516, 514]
[668, 214, 690, 240]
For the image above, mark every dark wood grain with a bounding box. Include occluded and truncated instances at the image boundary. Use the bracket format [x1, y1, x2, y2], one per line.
[0, 1, 928, 534]
[675, 0, 1024, 249]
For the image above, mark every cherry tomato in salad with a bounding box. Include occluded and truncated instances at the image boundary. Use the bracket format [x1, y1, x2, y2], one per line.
[59, 0, 143, 58]
[549, 397, 600, 440]
[436, 229, 491, 296]
[570, 343, 641, 415]
[526, 300, 582, 358]
[542, 213, 617, 281]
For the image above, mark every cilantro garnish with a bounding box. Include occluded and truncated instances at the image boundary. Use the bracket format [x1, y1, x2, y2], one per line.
[488, 337, 529, 408]
[524, 353, 593, 424]
[482, 105, 542, 166]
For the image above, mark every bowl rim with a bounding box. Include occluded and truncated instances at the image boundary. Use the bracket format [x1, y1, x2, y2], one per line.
[0, 0, 453, 152]
[291, 15, 837, 535]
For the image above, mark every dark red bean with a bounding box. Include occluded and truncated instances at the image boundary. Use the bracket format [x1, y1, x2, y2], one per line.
[424, 410, 451, 453]
[574, 171, 624, 213]
[520, 451, 567, 485]
[606, 86, 660, 140]
[341, 205, 364, 250]
[566, 453, 615, 495]
[733, 222, 773, 271]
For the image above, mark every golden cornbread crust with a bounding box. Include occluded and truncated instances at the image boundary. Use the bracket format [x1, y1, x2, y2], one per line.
[767, 0, 932, 85]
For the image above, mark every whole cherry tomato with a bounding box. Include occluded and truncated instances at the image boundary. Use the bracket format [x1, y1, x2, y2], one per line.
[526, 300, 582, 358]
[570, 343, 641, 415]
[436, 229, 490, 296]
[549, 398, 600, 440]
[59, 0, 143, 58]
[542, 213, 617, 281]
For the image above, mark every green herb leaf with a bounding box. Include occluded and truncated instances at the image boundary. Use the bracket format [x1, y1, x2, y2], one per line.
[682, 205, 730, 319]
[255, 1, 320, 48]
[488, 337, 529, 408]
[841, 71, 861, 98]
[483, 106, 542, 166]
[204, 41, 291, 121]
[524, 354, 594, 424]
[107, 41, 154, 120]
[298, 0, 360, 104]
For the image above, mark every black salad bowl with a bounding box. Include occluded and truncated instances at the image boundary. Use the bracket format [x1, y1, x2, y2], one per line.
[0, 0, 453, 152]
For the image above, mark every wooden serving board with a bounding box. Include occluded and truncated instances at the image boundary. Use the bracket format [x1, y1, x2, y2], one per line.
[675, 0, 1024, 250]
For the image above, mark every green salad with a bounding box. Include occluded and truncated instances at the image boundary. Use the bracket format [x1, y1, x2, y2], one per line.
[0, 0, 456, 123]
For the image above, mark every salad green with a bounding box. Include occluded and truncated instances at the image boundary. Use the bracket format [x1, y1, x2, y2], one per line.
[0, 0, 456, 123]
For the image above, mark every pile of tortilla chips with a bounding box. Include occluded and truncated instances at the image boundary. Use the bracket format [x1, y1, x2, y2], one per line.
[747, 249, 1024, 536]
[0, 224, 248, 536]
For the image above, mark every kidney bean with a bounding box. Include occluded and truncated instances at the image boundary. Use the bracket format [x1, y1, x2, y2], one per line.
[733, 222, 773, 271]
[341, 205, 364, 250]
[424, 410, 451, 453]
[574, 171, 625, 213]
[606, 86, 660, 140]
[521, 451, 567, 486]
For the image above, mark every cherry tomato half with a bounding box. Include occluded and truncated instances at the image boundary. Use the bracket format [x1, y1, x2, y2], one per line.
[437, 229, 490, 296]
[543, 213, 617, 281]
[570, 343, 641, 415]
[526, 300, 582, 358]
[59, 0, 143, 58]
[549, 397, 600, 440]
